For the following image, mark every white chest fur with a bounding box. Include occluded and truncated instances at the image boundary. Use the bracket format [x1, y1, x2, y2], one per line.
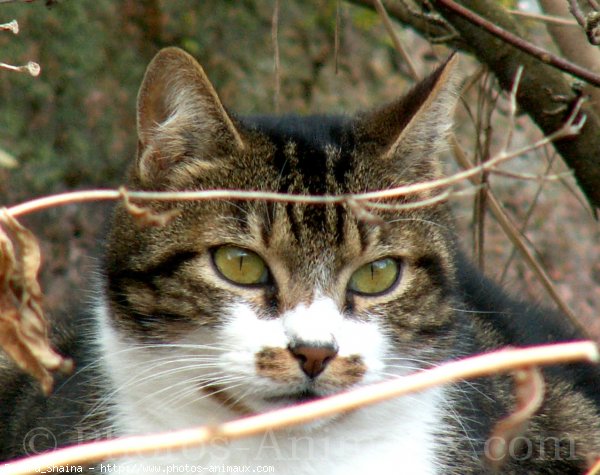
[110, 394, 444, 475]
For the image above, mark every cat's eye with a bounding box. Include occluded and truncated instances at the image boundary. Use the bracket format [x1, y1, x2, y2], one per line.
[212, 246, 270, 286]
[348, 258, 400, 296]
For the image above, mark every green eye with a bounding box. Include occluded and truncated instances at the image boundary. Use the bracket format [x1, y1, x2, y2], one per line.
[213, 246, 269, 286]
[348, 258, 400, 296]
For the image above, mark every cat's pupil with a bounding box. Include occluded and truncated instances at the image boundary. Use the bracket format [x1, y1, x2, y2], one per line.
[213, 246, 269, 286]
[348, 258, 400, 296]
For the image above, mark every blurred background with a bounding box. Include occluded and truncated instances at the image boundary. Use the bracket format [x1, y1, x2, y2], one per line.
[0, 0, 598, 337]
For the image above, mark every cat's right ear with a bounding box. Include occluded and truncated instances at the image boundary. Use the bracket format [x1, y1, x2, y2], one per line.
[135, 47, 245, 186]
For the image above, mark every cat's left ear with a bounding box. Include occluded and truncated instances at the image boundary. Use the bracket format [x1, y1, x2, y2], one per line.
[355, 54, 460, 179]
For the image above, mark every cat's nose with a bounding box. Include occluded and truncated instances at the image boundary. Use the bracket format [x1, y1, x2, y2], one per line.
[288, 342, 338, 379]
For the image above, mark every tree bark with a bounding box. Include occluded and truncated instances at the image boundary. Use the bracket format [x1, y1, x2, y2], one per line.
[538, 0, 600, 111]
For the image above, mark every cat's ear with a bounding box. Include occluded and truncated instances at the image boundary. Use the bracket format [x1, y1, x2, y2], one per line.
[355, 54, 460, 179]
[135, 47, 245, 186]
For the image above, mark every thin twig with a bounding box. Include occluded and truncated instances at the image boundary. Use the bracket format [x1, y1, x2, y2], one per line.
[503, 66, 524, 155]
[4, 102, 586, 220]
[2, 342, 597, 474]
[271, 0, 280, 113]
[451, 138, 588, 336]
[436, 0, 600, 87]
[569, 0, 600, 45]
[508, 9, 578, 26]
[364, 186, 481, 210]
[373, 0, 419, 80]
[499, 155, 557, 284]
[587, 456, 600, 475]
[568, 0, 587, 26]
[398, 0, 451, 28]
[490, 167, 569, 182]
[472, 71, 501, 271]
[346, 0, 460, 46]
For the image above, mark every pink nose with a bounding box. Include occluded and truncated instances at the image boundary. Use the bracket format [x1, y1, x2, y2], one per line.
[288, 343, 338, 378]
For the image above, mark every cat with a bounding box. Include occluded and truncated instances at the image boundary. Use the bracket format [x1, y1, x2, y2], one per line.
[1, 46, 600, 475]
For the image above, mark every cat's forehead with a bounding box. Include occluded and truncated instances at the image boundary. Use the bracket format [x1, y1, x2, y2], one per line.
[175, 114, 448, 258]
[239, 113, 357, 195]
[188, 116, 363, 254]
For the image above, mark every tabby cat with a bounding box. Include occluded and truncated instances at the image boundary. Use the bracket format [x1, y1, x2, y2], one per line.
[1, 47, 599, 474]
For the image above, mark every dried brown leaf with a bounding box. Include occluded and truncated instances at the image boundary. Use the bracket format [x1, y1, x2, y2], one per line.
[0, 209, 72, 395]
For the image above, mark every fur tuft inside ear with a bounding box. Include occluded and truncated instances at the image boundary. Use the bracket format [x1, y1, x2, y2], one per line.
[355, 54, 461, 181]
[135, 47, 245, 187]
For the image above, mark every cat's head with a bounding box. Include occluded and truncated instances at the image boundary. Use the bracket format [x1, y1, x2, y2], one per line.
[102, 47, 462, 415]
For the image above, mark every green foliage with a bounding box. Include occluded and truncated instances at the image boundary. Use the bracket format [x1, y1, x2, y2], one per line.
[1, 1, 143, 196]
[0, 0, 407, 200]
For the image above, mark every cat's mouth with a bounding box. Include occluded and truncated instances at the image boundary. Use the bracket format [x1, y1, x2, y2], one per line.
[263, 389, 322, 405]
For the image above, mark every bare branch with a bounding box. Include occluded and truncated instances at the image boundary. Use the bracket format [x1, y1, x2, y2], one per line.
[500, 65, 524, 160]
[508, 9, 578, 26]
[539, 0, 600, 115]
[587, 456, 600, 475]
[568, 0, 587, 26]
[568, 0, 600, 45]
[435, 0, 600, 87]
[373, 0, 419, 80]
[2, 342, 597, 474]
[498, 155, 558, 283]
[490, 167, 570, 182]
[346, 0, 465, 49]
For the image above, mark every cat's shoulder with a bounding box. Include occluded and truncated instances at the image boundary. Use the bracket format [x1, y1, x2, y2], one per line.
[455, 251, 600, 404]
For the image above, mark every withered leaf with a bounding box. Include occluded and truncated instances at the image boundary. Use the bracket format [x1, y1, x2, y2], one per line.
[0, 209, 72, 395]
